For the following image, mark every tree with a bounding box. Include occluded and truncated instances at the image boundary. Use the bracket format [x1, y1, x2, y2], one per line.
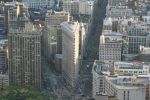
[0, 86, 57, 100]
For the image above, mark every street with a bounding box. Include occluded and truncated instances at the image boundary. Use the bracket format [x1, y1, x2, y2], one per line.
[42, 56, 71, 100]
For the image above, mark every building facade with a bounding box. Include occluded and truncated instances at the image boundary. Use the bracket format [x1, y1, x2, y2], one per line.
[0, 74, 9, 90]
[45, 10, 70, 54]
[8, 24, 42, 89]
[21, 0, 54, 9]
[106, 6, 133, 18]
[61, 21, 80, 87]
[0, 14, 5, 35]
[45, 10, 70, 27]
[108, 0, 128, 6]
[6, 2, 29, 30]
[138, 46, 150, 62]
[92, 62, 146, 100]
[127, 25, 150, 54]
[99, 31, 122, 62]
[62, 0, 79, 15]
[79, 0, 94, 15]
[114, 61, 150, 75]
[0, 40, 7, 74]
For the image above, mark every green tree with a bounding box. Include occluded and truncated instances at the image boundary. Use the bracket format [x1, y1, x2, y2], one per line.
[0, 86, 57, 100]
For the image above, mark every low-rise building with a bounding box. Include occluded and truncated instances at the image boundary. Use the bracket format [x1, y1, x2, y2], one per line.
[92, 61, 146, 100]
[62, 0, 79, 15]
[79, 0, 94, 15]
[95, 94, 118, 100]
[21, 0, 54, 9]
[108, 0, 127, 6]
[114, 61, 150, 75]
[45, 10, 70, 28]
[106, 6, 133, 18]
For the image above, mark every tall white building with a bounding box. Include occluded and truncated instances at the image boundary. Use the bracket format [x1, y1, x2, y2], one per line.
[21, 0, 54, 9]
[61, 21, 80, 87]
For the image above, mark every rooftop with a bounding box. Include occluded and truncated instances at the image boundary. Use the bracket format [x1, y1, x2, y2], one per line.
[46, 10, 69, 16]
[93, 60, 110, 76]
[9, 23, 42, 34]
[5, 2, 28, 8]
[101, 31, 123, 44]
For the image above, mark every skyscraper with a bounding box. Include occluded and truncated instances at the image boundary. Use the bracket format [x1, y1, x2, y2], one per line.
[8, 23, 42, 89]
[61, 21, 80, 87]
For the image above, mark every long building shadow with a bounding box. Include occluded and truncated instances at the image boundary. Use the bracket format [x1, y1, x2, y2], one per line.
[76, 0, 108, 98]
[83, 0, 108, 61]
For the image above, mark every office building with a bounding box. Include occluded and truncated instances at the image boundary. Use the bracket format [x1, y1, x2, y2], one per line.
[114, 61, 150, 75]
[79, 0, 94, 15]
[0, 39, 7, 74]
[45, 10, 71, 54]
[61, 21, 80, 87]
[4, 2, 29, 31]
[95, 94, 118, 100]
[108, 0, 128, 6]
[0, 2, 5, 34]
[92, 61, 146, 100]
[62, 0, 79, 15]
[0, 14, 5, 35]
[45, 10, 70, 27]
[99, 31, 122, 62]
[103, 17, 136, 32]
[138, 46, 150, 62]
[127, 25, 150, 54]
[21, 0, 54, 9]
[106, 6, 133, 18]
[0, 2, 4, 14]
[8, 23, 42, 89]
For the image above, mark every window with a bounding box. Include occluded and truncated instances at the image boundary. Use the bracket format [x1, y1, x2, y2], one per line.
[124, 91, 126, 100]
[128, 91, 129, 100]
